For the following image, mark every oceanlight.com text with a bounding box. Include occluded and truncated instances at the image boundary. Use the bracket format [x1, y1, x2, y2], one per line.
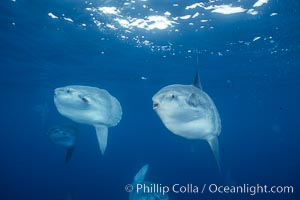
[125, 183, 294, 196]
[208, 184, 294, 195]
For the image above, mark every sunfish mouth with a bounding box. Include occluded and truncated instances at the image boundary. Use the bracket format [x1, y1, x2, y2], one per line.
[153, 102, 159, 109]
[54, 88, 62, 96]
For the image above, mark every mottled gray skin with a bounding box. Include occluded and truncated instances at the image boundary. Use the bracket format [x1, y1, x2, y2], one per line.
[153, 84, 221, 140]
[152, 73, 221, 171]
[54, 85, 122, 155]
[54, 86, 122, 127]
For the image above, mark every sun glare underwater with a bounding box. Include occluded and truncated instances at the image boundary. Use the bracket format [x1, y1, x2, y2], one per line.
[1, 0, 300, 200]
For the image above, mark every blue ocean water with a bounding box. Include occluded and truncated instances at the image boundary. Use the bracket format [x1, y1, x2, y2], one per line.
[1, 0, 299, 199]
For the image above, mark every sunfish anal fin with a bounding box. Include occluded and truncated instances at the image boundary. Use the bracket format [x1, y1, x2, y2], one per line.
[95, 125, 108, 155]
[134, 164, 149, 182]
[65, 146, 75, 164]
[207, 136, 221, 173]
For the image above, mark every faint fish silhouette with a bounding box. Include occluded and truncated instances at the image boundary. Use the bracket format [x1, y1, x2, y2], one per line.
[47, 125, 79, 163]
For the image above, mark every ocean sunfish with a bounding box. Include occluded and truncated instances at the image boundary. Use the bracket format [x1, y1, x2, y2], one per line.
[129, 164, 169, 200]
[152, 71, 222, 171]
[47, 125, 78, 163]
[54, 85, 122, 155]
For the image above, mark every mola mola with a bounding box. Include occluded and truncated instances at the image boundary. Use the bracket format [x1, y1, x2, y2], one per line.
[152, 71, 221, 171]
[54, 85, 122, 155]
[47, 125, 78, 163]
[129, 164, 169, 200]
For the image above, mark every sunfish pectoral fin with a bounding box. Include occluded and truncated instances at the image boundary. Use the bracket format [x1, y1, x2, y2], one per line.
[134, 164, 149, 182]
[94, 125, 108, 155]
[207, 136, 221, 173]
[187, 93, 201, 107]
[65, 146, 75, 164]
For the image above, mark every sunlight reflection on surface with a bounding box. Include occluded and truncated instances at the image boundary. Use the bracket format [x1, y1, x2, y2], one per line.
[46, 0, 281, 57]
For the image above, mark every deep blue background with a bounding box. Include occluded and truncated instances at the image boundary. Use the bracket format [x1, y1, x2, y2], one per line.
[0, 0, 299, 199]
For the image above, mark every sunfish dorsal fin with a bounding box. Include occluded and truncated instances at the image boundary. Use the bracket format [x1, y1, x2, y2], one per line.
[193, 70, 202, 90]
[134, 164, 149, 182]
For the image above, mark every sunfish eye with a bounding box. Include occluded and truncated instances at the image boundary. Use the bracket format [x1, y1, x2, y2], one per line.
[78, 95, 89, 103]
[82, 97, 89, 103]
[66, 89, 72, 93]
[171, 94, 175, 98]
